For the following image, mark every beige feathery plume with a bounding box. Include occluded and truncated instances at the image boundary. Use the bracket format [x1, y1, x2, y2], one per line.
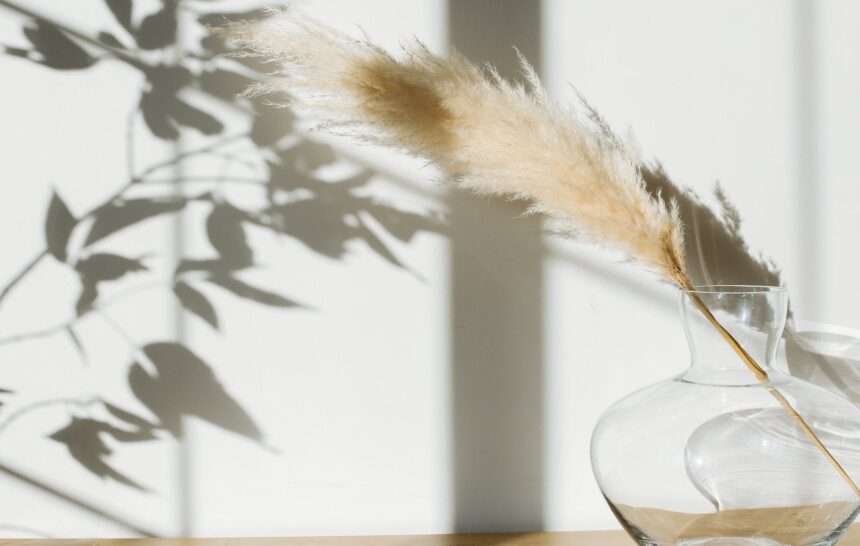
[222, 7, 689, 288]
[223, 7, 859, 496]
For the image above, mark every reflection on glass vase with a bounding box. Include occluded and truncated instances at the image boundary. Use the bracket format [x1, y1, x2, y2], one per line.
[591, 286, 860, 546]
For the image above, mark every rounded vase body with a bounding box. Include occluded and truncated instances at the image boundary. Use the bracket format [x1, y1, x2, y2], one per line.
[591, 286, 860, 546]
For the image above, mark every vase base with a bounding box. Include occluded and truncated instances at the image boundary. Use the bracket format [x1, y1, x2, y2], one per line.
[677, 538, 787, 546]
[630, 535, 845, 546]
[609, 500, 860, 546]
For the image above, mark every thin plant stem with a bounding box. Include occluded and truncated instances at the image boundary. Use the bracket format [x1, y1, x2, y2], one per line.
[0, 0, 143, 68]
[0, 281, 167, 347]
[0, 461, 157, 536]
[134, 133, 248, 180]
[141, 176, 265, 186]
[126, 106, 137, 180]
[0, 249, 47, 308]
[684, 288, 860, 497]
[0, 523, 51, 538]
[0, 397, 97, 436]
[92, 308, 157, 376]
[0, 321, 71, 346]
[207, 151, 258, 170]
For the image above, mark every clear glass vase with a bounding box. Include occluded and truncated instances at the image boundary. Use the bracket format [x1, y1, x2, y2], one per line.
[591, 286, 860, 546]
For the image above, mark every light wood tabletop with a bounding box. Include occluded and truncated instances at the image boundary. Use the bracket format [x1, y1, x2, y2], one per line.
[1, 528, 859, 546]
[0, 533, 626, 546]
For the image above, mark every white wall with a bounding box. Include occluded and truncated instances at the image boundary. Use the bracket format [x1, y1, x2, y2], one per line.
[0, 0, 857, 538]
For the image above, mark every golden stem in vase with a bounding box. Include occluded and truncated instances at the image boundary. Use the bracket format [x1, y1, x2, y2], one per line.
[682, 284, 860, 498]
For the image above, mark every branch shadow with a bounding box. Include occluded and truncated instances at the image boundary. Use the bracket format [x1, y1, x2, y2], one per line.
[0, 0, 445, 534]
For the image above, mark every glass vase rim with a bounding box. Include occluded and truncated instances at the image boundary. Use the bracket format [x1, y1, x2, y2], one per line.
[680, 284, 787, 295]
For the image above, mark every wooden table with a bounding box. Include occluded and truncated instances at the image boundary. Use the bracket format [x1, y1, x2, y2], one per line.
[1, 529, 859, 546]
[0, 534, 624, 546]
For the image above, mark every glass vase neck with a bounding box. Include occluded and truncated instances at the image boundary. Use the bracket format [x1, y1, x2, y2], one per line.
[679, 285, 788, 385]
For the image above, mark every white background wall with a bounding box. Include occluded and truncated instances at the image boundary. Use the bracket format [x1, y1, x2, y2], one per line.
[0, 0, 858, 539]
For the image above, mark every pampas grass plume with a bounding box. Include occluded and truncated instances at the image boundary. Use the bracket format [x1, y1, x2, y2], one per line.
[221, 7, 691, 289]
[221, 7, 860, 496]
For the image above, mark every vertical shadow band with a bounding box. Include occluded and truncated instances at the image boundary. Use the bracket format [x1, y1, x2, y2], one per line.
[447, 0, 546, 532]
[794, 0, 820, 319]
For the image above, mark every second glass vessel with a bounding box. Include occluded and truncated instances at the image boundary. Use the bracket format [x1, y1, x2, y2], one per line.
[591, 286, 860, 546]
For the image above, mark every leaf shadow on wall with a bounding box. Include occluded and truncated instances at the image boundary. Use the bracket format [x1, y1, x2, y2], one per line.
[0, 0, 445, 524]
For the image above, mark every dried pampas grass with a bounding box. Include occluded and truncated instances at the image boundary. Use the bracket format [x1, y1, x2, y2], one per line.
[221, 8, 689, 288]
[222, 7, 859, 496]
